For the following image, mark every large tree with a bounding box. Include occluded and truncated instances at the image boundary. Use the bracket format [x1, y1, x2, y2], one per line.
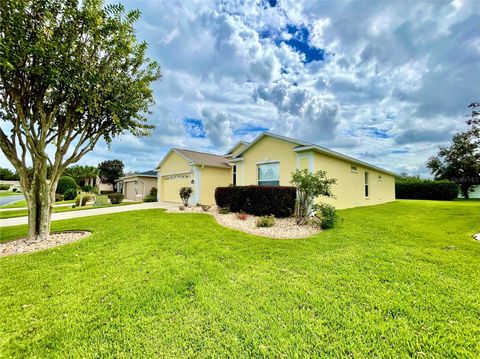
[0, 0, 161, 240]
[427, 132, 480, 198]
[98, 159, 124, 185]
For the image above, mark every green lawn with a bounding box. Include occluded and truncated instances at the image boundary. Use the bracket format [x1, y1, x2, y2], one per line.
[0, 201, 140, 219]
[0, 200, 479, 357]
[0, 191, 21, 197]
[0, 198, 75, 209]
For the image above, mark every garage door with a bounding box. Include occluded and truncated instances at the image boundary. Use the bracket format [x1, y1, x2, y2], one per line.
[124, 181, 137, 201]
[161, 173, 193, 203]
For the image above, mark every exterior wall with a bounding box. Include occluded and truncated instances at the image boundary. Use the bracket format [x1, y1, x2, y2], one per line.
[199, 166, 231, 205]
[231, 143, 247, 157]
[311, 152, 395, 209]
[123, 176, 157, 201]
[239, 135, 395, 209]
[241, 136, 298, 186]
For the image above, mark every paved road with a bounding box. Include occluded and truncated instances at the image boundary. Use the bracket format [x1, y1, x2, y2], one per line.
[0, 201, 179, 227]
[0, 195, 24, 206]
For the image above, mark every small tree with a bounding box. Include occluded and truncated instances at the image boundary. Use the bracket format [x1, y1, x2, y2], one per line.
[179, 187, 193, 206]
[98, 160, 125, 185]
[290, 169, 336, 224]
[0, 1, 160, 241]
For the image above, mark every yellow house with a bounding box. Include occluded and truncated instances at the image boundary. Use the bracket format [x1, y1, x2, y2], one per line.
[157, 132, 396, 208]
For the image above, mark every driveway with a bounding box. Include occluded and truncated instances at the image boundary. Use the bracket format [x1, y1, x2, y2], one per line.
[0, 195, 24, 206]
[0, 201, 180, 227]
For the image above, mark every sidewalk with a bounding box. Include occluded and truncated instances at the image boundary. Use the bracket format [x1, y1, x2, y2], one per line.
[0, 203, 73, 212]
[0, 202, 179, 227]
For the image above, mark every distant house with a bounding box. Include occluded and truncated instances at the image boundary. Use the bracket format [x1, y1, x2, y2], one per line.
[156, 132, 396, 207]
[116, 170, 157, 201]
[0, 180, 22, 192]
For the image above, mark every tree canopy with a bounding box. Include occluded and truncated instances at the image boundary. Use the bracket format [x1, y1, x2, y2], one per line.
[98, 159, 124, 185]
[0, 0, 161, 240]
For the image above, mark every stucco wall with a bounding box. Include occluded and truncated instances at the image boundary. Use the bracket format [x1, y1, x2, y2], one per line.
[199, 166, 231, 205]
[158, 151, 193, 202]
[311, 152, 395, 209]
[238, 135, 395, 209]
[240, 136, 298, 186]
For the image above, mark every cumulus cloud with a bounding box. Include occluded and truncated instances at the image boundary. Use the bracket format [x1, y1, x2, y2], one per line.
[1, 0, 478, 177]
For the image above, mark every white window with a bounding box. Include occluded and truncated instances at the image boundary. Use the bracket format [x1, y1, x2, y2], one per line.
[257, 162, 280, 186]
[351, 165, 358, 173]
[365, 172, 369, 197]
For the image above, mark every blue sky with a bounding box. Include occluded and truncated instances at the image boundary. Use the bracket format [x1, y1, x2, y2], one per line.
[1, 0, 479, 176]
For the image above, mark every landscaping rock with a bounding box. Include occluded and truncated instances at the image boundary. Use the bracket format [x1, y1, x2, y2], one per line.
[168, 206, 320, 239]
[0, 231, 91, 257]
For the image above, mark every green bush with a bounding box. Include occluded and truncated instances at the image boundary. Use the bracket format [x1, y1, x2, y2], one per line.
[12, 188, 17, 192]
[108, 193, 124, 204]
[313, 203, 338, 229]
[395, 177, 459, 200]
[75, 193, 95, 207]
[201, 205, 211, 212]
[55, 193, 64, 202]
[179, 187, 193, 206]
[143, 187, 157, 202]
[256, 215, 275, 228]
[57, 176, 77, 194]
[63, 188, 77, 201]
[0, 184, 10, 190]
[215, 186, 296, 218]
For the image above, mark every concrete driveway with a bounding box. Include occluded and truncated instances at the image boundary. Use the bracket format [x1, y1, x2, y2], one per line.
[0, 201, 180, 227]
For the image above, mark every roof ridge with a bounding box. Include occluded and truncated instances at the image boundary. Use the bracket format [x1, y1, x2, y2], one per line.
[174, 147, 226, 158]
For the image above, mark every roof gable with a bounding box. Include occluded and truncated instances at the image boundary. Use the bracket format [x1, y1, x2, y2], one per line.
[158, 148, 231, 169]
[232, 132, 311, 158]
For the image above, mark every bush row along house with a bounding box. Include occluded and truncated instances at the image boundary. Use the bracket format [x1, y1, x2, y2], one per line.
[154, 132, 396, 208]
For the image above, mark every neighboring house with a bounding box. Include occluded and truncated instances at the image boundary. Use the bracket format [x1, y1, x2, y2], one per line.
[156, 132, 396, 208]
[117, 170, 157, 201]
[95, 176, 114, 193]
[0, 180, 22, 192]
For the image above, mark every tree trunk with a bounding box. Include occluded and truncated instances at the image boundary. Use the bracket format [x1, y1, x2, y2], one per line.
[461, 184, 470, 199]
[25, 164, 55, 242]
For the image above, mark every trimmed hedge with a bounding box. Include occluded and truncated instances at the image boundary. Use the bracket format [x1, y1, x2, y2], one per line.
[215, 186, 296, 217]
[395, 178, 459, 200]
[56, 176, 77, 194]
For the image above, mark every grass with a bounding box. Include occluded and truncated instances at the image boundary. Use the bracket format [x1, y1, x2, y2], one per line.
[0, 201, 140, 219]
[0, 192, 21, 197]
[0, 200, 479, 357]
[0, 199, 75, 209]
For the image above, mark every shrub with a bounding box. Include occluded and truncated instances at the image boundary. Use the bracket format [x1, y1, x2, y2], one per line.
[75, 193, 95, 207]
[82, 184, 94, 193]
[63, 188, 77, 201]
[12, 188, 17, 192]
[0, 184, 10, 190]
[395, 177, 459, 200]
[57, 176, 77, 194]
[179, 187, 193, 206]
[215, 186, 296, 218]
[256, 215, 275, 227]
[218, 207, 230, 214]
[108, 193, 124, 204]
[236, 212, 248, 220]
[201, 205, 211, 212]
[144, 187, 158, 202]
[55, 193, 64, 202]
[291, 169, 337, 224]
[179, 205, 185, 211]
[313, 203, 338, 229]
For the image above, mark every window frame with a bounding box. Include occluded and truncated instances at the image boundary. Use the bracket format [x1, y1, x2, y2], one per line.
[257, 161, 280, 186]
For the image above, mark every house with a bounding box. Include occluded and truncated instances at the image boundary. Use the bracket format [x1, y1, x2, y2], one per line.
[117, 170, 157, 201]
[156, 132, 396, 208]
[0, 180, 22, 192]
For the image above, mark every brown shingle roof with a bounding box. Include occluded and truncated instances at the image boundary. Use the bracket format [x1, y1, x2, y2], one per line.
[174, 148, 231, 168]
